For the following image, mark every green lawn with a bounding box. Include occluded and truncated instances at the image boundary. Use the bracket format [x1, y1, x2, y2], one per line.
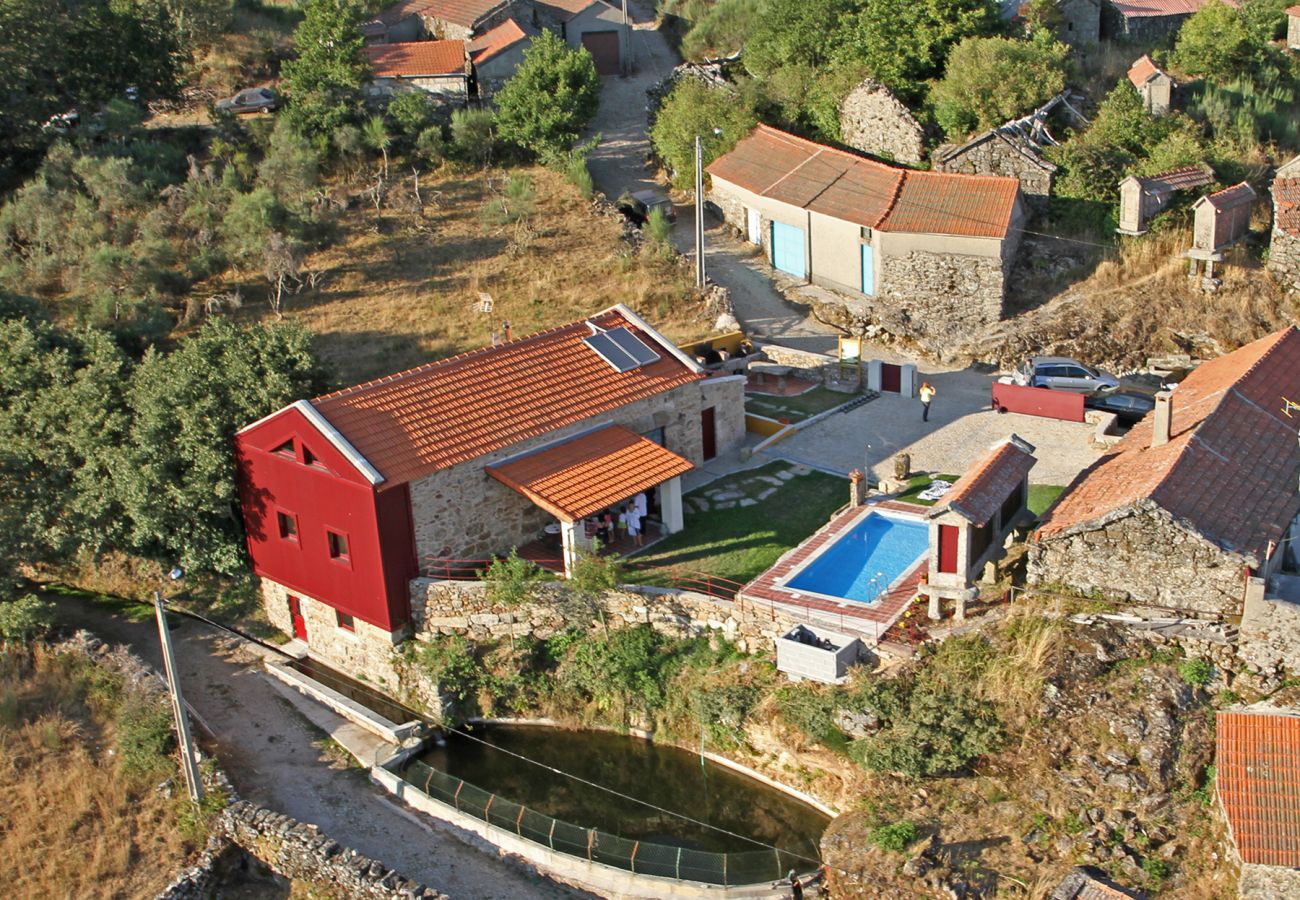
[1029, 484, 1065, 516]
[630, 462, 845, 588]
[744, 387, 853, 423]
[895, 473, 959, 506]
[894, 475, 1064, 517]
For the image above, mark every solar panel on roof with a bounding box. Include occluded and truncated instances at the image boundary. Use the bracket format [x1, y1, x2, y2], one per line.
[606, 327, 660, 366]
[584, 333, 638, 372]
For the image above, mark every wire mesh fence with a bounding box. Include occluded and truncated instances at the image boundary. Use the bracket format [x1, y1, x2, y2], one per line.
[401, 759, 803, 886]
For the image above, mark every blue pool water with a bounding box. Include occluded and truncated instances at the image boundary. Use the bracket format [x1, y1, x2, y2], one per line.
[785, 512, 929, 604]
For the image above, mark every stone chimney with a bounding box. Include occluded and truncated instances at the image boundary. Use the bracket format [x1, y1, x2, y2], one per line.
[1152, 391, 1173, 447]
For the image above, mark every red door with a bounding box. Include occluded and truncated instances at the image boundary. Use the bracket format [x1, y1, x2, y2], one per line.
[881, 363, 902, 393]
[937, 525, 959, 574]
[701, 407, 717, 461]
[581, 32, 621, 75]
[288, 596, 308, 641]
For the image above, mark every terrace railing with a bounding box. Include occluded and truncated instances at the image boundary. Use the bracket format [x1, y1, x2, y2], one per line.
[418, 557, 747, 603]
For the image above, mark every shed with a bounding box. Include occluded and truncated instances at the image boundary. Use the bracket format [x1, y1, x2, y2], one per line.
[1288, 5, 1300, 50]
[1186, 181, 1255, 275]
[469, 17, 536, 94]
[1116, 164, 1214, 235]
[776, 624, 862, 684]
[363, 40, 471, 102]
[1127, 54, 1174, 116]
[933, 129, 1057, 212]
[923, 435, 1036, 620]
[1106, 0, 1235, 42]
[534, 0, 630, 75]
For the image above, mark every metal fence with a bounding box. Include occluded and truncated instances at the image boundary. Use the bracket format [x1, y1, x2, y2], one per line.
[400, 759, 806, 886]
[418, 556, 749, 603]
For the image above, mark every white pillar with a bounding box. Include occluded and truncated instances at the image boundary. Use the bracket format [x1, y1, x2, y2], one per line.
[866, 359, 883, 392]
[900, 364, 918, 397]
[927, 591, 942, 620]
[560, 519, 581, 578]
[661, 477, 685, 533]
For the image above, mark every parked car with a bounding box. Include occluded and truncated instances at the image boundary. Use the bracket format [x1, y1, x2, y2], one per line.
[1083, 389, 1156, 426]
[1014, 356, 1120, 393]
[216, 87, 279, 114]
[616, 189, 677, 226]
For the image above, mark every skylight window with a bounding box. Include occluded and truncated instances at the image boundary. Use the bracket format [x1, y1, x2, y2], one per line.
[584, 327, 661, 372]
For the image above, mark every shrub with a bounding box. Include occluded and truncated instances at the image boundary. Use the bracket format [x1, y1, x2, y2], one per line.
[1142, 855, 1171, 888]
[451, 108, 496, 166]
[775, 683, 849, 753]
[481, 549, 542, 607]
[563, 153, 594, 198]
[869, 820, 918, 852]
[1178, 656, 1213, 686]
[644, 207, 674, 258]
[115, 694, 176, 777]
[649, 78, 756, 189]
[494, 30, 601, 162]
[690, 682, 761, 749]
[411, 635, 482, 723]
[0, 595, 56, 642]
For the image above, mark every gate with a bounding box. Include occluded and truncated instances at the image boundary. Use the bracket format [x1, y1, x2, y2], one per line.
[581, 32, 621, 75]
[881, 363, 901, 393]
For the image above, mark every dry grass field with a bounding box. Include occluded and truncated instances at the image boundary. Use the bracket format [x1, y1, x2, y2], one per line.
[238, 164, 710, 388]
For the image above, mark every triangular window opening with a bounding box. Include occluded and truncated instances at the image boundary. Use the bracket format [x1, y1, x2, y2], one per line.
[274, 439, 296, 458]
[302, 445, 319, 467]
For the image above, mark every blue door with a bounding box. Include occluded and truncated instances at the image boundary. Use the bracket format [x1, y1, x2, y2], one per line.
[770, 221, 806, 278]
[861, 243, 875, 296]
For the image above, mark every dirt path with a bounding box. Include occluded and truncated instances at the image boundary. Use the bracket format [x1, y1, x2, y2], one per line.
[51, 594, 590, 900]
[582, 1, 841, 354]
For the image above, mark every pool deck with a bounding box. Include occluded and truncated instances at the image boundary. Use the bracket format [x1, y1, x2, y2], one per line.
[740, 499, 928, 645]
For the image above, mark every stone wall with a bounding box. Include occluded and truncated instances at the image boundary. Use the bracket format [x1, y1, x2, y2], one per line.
[754, 341, 840, 384]
[1239, 863, 1300, 899]
[1026, 504, 1249, 618]
[407, 376, 746, 562]
[1058, 0, 1100, 45]
[409, 578, 801, 654]
[1268, 224, 1300, 290]
[1238, 587, 1300, 678]
[839, 80, 926, 165]
[934, 132, 1055, 211]
[876, 249, 1007, 342]
[220, 801, 448, 899]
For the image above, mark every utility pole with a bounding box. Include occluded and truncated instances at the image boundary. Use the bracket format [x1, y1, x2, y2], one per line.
[694, 134, 705, 289]
[155, 591, 204, 803]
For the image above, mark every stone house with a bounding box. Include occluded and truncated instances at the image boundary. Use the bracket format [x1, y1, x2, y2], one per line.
[363, 40, 472, 102]
[1105, 0, 1233, 41]
[1116, 164, 1214, 235]
[1289, 4, 1300, 49]
[708, 125, 1026, 344]
[1027, 326, 1300, 619]
[838, 79, 926, 165]
[234, 304, 745, 656]
[932, 129, 1057, 213]
[1216, 707, 1300, 898]
[923, 435, 1037, 621]
[370, 0, 522, 42]
[533, 0, 630, 75]
[1127, 54, 1174, 116]
[1185, 181, 1255, 278]
[1268, 154, 1300, 289]
[468, 18, 536, 94]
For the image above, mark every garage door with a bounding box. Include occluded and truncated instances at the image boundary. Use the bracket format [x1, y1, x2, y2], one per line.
[581, 32, 621, 75]
[770, 221, 806, 278]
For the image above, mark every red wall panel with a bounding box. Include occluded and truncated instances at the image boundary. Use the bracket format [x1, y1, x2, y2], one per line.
[991, 382, 1085, 423]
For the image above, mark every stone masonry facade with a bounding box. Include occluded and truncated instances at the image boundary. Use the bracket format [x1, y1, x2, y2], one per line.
[934, 133, 1055, 213]
[876, 249, 1008, 342]
[1026, 503, 1248, 618]
[407, 376, 746, 562]
[1268, 224, 1300, 290]
[1238, 586, 1300, 677]
[839, 79, 926, 165]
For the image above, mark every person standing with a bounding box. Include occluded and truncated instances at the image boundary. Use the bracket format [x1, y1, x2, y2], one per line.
[919, 381, 936, 422]
[633, 491, 648, 537]
[788, 870, 804, 900]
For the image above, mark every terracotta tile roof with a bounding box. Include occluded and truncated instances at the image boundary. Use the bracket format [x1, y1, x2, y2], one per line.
[1050, 867, 1144, 899]
[707, 125, 1020, 239]
[1274, 178, 1300, 236]
[1110, 0, 1235, 18]
[486, 425, 693, 520]
[1289, 3, 1300, 14]
[309, 306, 703, 486]
[365, 40, 467, 77]
[377, 0, 509, 28]
[1217, 709, 1300, 867]
[1131, 165, 1213, 195]
[1196, 181, 1256, 212]
[535, 0, 607, 20]
[1127, 54, 1168, 88]
[1036, 327, 1300, 562]
[468, 17, 534, 64]
[932, 436, 1036, 527]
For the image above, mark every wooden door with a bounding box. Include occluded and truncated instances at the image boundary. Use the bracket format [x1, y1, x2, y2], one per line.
[881, 363, 901, 393]
[581, 32, 621, 75]
[701, 406, 717, 461]
[288, 596, 308, 641]
[937, 525, 959, 574]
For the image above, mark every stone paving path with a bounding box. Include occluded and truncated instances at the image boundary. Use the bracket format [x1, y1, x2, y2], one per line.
[684, 463, 812, 513]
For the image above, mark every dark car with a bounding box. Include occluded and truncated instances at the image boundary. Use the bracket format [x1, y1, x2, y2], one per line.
[1115, 369, 1190, 396]
[616, 189, 677, 227]
[216, 87, 279, 114]
[1084, 389, 1157, 426]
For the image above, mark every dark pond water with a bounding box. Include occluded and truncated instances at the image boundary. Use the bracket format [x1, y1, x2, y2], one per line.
[287, 657, 415, 726]
[415, 724, 830, 857]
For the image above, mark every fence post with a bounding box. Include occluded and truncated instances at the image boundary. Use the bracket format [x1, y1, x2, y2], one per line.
[723, 851, 728, 886]
[484, 793, 495, 823]
[587, 829, 595, 861]
[676, 847, 682, 880]
[515, 805, 526, 835]
[453, 779, 464, 810]
[548, 818, 556, 850]
[630, 841, 639, 874]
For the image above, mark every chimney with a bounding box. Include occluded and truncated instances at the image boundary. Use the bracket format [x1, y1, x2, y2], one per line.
[1152, 391, 1173, 447]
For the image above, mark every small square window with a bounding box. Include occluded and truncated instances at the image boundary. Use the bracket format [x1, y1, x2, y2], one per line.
[327, 530, 350, 561]
[277, 511, 299, 541]
[860, 226, 873, 241]
[336, 611, 355, 631]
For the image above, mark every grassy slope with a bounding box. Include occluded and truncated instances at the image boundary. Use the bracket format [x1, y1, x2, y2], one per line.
[744, 387, 852, 422]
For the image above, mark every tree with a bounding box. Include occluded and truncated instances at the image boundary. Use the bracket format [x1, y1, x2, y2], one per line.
[362, 114, 392, 178]
[1171, 1, 1256, 80]
[450, 108, 496, 166]
[650, 78, 756, 188]
[931, 34, 1071, 138]
[281, 0, 369, 149]
[744, 0, 853, 77]
[494, 30, 601, 163]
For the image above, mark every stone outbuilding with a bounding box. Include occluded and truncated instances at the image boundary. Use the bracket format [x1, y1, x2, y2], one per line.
[1028, 327, 1300, 619]
[1185, 181, 1255, 279]
[468, 17, 536, 95]
[533, 0, 630, 75]
[369, 0, 522, 42]
[838, 79, 926, 165]
[1288, 4, 1300, 49]
[1127, 54, 1174, 115]
[923, 435, 1036, 621]
[708, 125, 1026, 344]
[1268, 154, 1300, 289]
[1105, 0, 1228, 42]
[1216, 707, 1300, 898]
[363, 40, 472, 102]
[932, 128, 1057, 213]
[1116, 164, 1214, 235]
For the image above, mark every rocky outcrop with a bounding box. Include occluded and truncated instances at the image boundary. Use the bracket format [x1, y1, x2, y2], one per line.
[839, 80, 926, 165]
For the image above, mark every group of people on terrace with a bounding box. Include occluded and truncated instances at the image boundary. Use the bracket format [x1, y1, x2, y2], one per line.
[588, 490, 650, 549]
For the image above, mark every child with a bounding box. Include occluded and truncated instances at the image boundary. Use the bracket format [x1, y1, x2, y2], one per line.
[616, 507, 629, 542]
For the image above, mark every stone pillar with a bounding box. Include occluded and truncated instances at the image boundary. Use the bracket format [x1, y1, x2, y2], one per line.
[866, 359, 883, 392]
[560, 519, 581, 578]
[927, 591, 942, 620]
[894, 452, 911, 481]
[661, 477, 685, 533]
[900, 364, 918, 397]
[849, 469, 867, 507]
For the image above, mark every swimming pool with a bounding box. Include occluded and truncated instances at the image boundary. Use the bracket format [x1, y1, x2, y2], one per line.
[782, 511, 929, 604]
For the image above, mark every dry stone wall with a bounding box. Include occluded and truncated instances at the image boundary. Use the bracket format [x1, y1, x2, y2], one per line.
[1239, 863, 1300, 898]
[839, 80, 926, 165]
[876, 249, 1007, 341]
[934, 133, 1055, 211]
[1026, 504, 1247, 617]
[1238, 588, 1300, 678]
[1268, 227, 1300, 290]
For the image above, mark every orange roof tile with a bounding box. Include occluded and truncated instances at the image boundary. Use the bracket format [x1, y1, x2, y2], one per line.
[377, 0, 509, 28]
[366, 40, 466, 77]
[932, 437, 1036, 527]
[535, 0, 606, 19]
[1274, 178, 1300, 236]
[1217, 709, 1300, 867]
[309, 306, 702, 486]
[707, 125, 1019, 239]
[468, 17, 534, 64]
[1127, 54, 1167, 88]
[486, 425, 693, 520]
[1196, 181, 1256, 212]
[1289, 4, 1300, 14]
[1036, 327, 1300, 562]
[1111, 0, 1235, 18]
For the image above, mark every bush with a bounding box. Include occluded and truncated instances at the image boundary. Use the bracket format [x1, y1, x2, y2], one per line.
[481, 549, 541, 607]
[0, 595, 56, 642]
[563, 153, 594, 198]
[690, 682, 761, 749]
[869, 820, 918, 852]
[931, 34, 1071, 138]
[115, 693, 176, 777]
[411, 635, 482, 723]
[494, 30, 601, 163]
[776, 683, 849, 752]
[644, 207, 674, 257]
[649, 78, 756, 189]
[451, 108, 496, 166]
[1178, 656, 1213, 686]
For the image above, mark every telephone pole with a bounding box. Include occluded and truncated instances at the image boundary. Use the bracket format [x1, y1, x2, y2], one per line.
[154, 591, 203, 803]
[695, 134, 705, 289]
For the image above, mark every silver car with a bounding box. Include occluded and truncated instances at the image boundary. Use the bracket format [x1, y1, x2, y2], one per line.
[1015, 356, 1120, 392]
